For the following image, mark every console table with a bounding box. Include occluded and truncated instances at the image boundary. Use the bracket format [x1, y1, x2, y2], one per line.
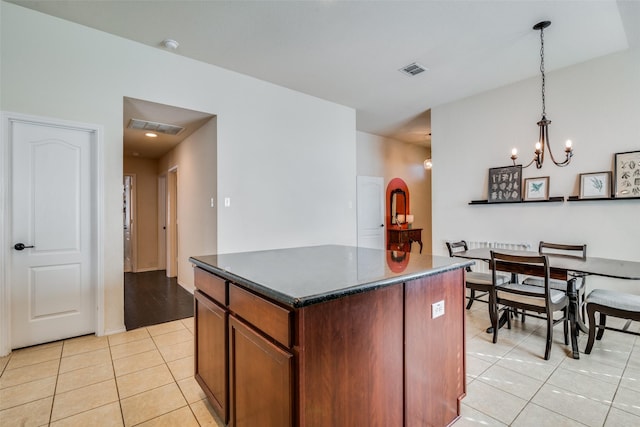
[388, 227, 423, 253]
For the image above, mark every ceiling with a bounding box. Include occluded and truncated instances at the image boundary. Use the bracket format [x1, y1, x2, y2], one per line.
[123, 98, 214, 159]
[9, 1, 640, 150]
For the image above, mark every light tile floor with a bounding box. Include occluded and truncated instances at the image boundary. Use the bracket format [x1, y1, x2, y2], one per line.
[457, 301, 640, 427]
[1, 305, 639, 426]
[0, 318, 224, 426]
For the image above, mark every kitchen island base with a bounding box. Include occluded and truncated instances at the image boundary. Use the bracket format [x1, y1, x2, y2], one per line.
[193, 259, 466, 427]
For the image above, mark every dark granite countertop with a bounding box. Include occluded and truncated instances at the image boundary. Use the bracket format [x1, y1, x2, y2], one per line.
[189, 245, 473, 308]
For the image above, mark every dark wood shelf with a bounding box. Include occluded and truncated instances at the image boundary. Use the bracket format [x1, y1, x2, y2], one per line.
[566, 195, 640, 202]
[469, 196, 565, 205]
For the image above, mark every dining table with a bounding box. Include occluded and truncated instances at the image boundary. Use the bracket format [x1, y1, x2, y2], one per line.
[454, 248, 640, 359]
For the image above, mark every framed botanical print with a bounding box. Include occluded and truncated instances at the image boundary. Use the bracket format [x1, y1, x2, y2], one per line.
[614, 151, 640, 198]
[524, 176, 549, 201]
[487, 165, 522, 203]
[579, 171, 611, 199]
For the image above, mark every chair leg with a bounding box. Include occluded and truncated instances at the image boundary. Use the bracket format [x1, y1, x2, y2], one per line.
[596, 313, 607, 340]
[466, 288, 475, 310]
[563, 307, 569, 345]
[585, 305, 597, 354]
[545, 312, 553, 360]
[489, 295, 499, 344]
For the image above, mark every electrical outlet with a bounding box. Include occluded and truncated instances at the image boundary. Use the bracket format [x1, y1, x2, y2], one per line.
[224, 197, 231, 207]
[432, 300, 445, 319]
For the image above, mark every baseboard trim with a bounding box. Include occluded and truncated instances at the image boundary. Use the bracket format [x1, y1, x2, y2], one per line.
[133, 267, 160, 273]
[103, 326, 127, 336]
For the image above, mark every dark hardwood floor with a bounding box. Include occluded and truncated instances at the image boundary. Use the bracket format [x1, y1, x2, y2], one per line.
[124, 270, 194, 330]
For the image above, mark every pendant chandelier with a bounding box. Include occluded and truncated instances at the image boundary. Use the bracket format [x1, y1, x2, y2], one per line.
[510, 21, 574, 169]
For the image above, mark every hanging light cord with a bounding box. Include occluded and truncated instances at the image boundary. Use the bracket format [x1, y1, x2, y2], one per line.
[540, 25, 546, 118]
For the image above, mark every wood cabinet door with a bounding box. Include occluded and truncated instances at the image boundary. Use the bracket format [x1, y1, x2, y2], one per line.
[194, 290, 228, 423]
[229, 316, 293, 427]
[404, 269, 466, 426]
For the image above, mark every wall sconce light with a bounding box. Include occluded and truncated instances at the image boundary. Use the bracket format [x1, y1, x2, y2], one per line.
[423, 159, 432, 169]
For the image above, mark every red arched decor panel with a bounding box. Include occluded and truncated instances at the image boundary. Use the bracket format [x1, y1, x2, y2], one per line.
[386, 250, 410, 273]
[386, 178, 410, 228]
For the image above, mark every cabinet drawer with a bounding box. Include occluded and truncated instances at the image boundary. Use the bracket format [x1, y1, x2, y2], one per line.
[229, 284, 292, 348]
[195, 268, 227, 305]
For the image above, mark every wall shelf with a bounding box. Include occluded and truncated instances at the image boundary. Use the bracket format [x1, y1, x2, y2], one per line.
[566, 196, 640, 202]
[469, 196, 565, 205]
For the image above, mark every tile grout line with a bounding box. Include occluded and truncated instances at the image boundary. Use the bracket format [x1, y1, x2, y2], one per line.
[602, 333, 637, 422]
[107, 331, 127, 427]
[47, 341, 63, 426]
[154, 319, 204, 426]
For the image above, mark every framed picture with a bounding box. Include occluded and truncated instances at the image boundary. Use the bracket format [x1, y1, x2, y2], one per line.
[524, 176, 549, 201]
[488, 165, 522, 203]
[580, 171, 611, 199]
[614, 150, 640, 198]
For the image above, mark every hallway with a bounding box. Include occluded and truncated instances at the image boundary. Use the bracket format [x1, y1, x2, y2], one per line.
[124, 271, 193, 331]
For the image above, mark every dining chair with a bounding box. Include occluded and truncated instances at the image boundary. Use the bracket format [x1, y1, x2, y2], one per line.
[490, 251, 569, 360]
[522, 242, 588, 321]
[584, 289, 640, 354]
[446, 240, 508, 309]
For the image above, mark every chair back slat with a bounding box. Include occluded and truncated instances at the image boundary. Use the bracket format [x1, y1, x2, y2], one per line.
[539, 241, 587, 260]
[491, 250, 551, 296]
[446, 241, 473, 272]
[446, 240, 468, 257]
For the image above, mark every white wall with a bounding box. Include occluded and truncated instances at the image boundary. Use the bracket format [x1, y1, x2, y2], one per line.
[158, 118, 218, 292]
[356, 131, 432, 253]
[432, 48, 640, 292]
[1, 2, 357, 334]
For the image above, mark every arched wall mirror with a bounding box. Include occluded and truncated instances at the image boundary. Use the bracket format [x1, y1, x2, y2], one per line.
[390, 189, 407, 225]
[385, 177, 410, 228]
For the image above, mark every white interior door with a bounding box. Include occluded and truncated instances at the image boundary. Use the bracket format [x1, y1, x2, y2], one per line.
[357, 176, 385, 249]
[10, 119, 95, 349]
[123, 175, 134, 273]
[157, 175, 167, 271]
[166, 168, 178, 278]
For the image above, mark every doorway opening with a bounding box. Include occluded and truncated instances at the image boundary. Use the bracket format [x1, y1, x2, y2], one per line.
[122, 97, 216, 329]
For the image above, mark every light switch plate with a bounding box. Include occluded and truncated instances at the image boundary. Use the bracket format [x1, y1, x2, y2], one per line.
[432, 300, 445, 319]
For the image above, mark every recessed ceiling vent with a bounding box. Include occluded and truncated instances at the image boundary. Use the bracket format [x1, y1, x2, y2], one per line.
[399, 62, 428, 77]
[128, 119, 184, 135]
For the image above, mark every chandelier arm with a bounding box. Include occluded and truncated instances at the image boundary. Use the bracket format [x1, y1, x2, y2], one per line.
[521, 158, 537, 169]
[544, 123, 572, 166]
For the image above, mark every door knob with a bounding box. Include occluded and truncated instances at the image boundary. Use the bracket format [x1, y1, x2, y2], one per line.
[380, 224, 384, 227]
[14, 243, 34, 251]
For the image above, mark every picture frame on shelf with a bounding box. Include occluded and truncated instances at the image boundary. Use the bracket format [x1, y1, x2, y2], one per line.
[614, 150, 640, 198]
[524, 176, 549, 201]
[580, 171, 612, 199]
[488, 165, 522, 203]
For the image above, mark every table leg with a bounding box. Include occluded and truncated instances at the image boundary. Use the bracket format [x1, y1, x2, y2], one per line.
[485, 310, 508, 333]
[566, 277, 580, 359]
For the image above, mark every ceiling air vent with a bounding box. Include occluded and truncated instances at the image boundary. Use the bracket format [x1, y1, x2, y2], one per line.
[128, 119, 184, 135]
[399, 62, 428, 77]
